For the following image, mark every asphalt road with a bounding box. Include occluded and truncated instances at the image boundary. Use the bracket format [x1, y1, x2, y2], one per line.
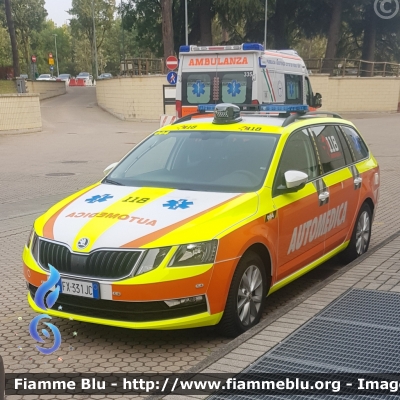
[1, 87, 399, 399]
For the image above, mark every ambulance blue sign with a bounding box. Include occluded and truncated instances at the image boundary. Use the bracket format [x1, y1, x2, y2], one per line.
[167, 71, 178, 85]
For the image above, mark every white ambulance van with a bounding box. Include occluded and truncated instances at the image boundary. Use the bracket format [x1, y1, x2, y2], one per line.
[176, 43, 322, 117]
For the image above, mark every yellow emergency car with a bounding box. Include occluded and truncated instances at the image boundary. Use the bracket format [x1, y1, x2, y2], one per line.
[23, 104, 379, 337]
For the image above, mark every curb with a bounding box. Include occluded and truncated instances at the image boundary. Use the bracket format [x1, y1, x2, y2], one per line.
[148, 229, 400, 400]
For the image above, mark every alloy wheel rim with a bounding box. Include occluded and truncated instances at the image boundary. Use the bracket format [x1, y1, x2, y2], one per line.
[355, 211, 370, 255]
[237, 265, 263, 326]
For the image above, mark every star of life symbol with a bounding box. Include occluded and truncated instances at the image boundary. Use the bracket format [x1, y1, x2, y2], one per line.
[227, 80, 241, 97]
[85, 194, 114, 203]
[163, 199, 194, 210]
[192, 80, 205, 97]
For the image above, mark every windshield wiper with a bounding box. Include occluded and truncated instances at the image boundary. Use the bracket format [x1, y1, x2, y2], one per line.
[104, 178, 124, 186]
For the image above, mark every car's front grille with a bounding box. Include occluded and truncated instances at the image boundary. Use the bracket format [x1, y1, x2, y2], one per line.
[38, 239, 142, 280]
[39, 240, 71, 273]
[28, 285, 208, 322]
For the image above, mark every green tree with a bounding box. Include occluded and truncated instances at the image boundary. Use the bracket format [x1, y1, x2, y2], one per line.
[11, 0, 47, 74]
[69, 0, 116, 76]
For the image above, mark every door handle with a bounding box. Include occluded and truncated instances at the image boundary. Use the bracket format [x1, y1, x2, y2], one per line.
[319, 191, 330, 201]
[354, 177, 363, 185]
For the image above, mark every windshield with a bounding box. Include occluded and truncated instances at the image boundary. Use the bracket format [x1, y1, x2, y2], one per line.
[40, 75, 50, 78]
[59, 74, 69, 78]
[78, 72, 89, 76]
[106, 131, 279, 192]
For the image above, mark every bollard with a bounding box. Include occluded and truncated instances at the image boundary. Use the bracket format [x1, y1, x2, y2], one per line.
[0, 355, 5, 400]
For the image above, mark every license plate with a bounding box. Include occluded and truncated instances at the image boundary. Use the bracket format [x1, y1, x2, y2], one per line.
[58, 278, 100, 299]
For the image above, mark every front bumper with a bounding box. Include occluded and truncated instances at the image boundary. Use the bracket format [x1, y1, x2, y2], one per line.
[23, 244, 236, 330]
[27, 292, 222, 330]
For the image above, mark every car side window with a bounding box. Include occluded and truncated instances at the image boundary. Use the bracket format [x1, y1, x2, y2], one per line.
[341, 126, 369, 162]
[273, 129, 318, 195]
[310, 125, 347, 174]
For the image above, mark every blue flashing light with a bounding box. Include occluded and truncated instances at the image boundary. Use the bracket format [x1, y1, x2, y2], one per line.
[243, 43, 265, 51]
[179, 45, 190, 53]
[198, 104, 216, 112]
[260, 104, 309, 113]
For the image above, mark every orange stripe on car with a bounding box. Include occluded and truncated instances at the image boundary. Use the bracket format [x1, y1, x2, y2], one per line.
[42, 185, 97, 240]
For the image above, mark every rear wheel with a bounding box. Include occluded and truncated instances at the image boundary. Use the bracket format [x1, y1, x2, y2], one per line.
[216, 252, 269, 337]
[340, 202, 372, 263]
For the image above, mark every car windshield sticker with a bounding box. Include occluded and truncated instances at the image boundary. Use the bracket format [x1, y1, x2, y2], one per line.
[192, 80, 206, 97]
[85, 194, 114, 203]
[163, 199, 194, 210]
[227, 80, 241, 97]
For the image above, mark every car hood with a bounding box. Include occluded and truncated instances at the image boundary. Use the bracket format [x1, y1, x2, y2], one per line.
[36, 184, 259, 253]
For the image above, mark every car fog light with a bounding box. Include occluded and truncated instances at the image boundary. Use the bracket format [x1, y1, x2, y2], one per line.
[164, 295, 205, 308]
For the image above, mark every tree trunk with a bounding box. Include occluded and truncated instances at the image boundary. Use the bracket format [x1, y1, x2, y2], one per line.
[274, 0, 288, 49]
[199, 0, 212, 45]
[361, 3, 377, 77]
[161, 0, 175, 58]
[322, 0, 343, 74]
[4, 0, 20, 77]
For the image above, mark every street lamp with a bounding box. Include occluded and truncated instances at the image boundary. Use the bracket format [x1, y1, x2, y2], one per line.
[264, 0, 268, 48]
[185, 0, 188, 46]
[53, 34, 60, 76]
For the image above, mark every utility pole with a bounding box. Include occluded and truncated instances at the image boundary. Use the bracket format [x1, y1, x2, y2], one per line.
[92, 0, 99, 79]
[121, 0, 125, 62]
[264, 0, 268, 48]
[185, 0, 188, 45]
[53, 34, 60, 76]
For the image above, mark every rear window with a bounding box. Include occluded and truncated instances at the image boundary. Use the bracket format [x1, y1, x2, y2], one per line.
[185, 73, 211, 104]
[341, 126, 369, 161]
[182, 72, 252, 106]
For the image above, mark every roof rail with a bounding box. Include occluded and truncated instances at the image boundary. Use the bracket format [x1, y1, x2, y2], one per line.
[282, 111, 343, 127]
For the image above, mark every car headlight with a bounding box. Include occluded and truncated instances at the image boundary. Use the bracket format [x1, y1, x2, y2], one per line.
[134, 247, 171, 276]
[169, 240, 218, 267]
[27, 227, 34, 248]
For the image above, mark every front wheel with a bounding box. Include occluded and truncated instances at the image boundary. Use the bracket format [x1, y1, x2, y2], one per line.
[216, 252, 269, 338]
[340, 202, 372, 263]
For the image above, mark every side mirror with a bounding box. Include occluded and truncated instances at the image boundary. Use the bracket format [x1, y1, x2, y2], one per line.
[103, 162, 118, 176]
[277, 170, 308, 194]
[285, 170, 308, 189]
[313, 93, 322, 108]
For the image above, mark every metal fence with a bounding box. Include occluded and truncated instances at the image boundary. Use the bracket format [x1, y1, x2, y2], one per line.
[120, 58, 165, 76]
[304, 58, 400, 77]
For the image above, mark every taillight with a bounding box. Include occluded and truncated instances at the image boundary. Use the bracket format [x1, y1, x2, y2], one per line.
[176, 100, 182, 118]
[251, 100, 259, 105]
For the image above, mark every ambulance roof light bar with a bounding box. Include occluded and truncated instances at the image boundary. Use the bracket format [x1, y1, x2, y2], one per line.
[179, 43, 264, 53]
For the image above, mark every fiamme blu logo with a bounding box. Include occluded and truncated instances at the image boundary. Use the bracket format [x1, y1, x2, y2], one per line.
[29, 265, 62, 355]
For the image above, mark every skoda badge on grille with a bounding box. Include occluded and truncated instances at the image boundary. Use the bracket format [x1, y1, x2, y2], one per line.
[77, 238, 90, 250]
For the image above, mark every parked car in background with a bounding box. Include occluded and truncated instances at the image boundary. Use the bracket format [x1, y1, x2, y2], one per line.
[57, 74, 71, 85]
[76, 72, 93, 85]
[37, 74, 54, 81]
[98, 73, 113, 80]
[19, 74, 28, 79]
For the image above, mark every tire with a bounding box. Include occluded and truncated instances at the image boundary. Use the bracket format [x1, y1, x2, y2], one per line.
[216, 251, 269, 338]
[340, 202, 372, 264]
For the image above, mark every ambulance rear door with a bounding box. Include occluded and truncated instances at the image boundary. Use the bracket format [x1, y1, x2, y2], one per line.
[180, 51, 257, 116]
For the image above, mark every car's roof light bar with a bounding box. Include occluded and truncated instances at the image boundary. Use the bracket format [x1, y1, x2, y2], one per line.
[180, 43, 264, 53]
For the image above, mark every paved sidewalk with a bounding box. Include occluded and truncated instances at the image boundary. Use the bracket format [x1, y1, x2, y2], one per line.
[159, 230, 400, 399]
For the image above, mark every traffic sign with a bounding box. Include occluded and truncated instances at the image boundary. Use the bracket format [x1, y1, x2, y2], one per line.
[166, 56, 179, 71]
[167, 71, 178, 85]
[50, 66, 54, 71]
[49, 58, 54, 65]
[48, 52, 53, 58]
[31, 55, 37, 63]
